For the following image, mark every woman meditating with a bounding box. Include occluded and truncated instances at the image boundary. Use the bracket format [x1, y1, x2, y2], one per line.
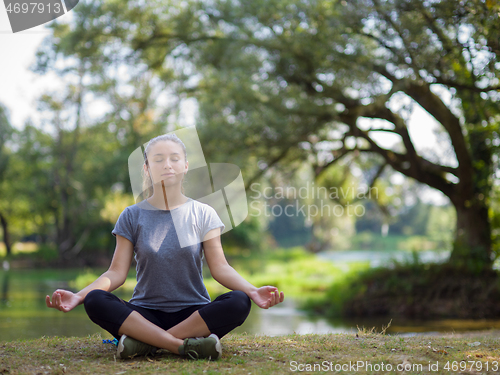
[46, 133, 284, 360]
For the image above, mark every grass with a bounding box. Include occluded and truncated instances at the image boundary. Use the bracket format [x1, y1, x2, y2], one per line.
[2, 330, 500, 374]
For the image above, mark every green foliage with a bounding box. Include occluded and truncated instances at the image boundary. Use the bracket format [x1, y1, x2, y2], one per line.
[349, 232, 449, 252]
[0, 71, 169, 258]
[0, 102, 13, 177]
[4, 0, 498, 267]
[69, 270, 100, 290]
[0, 102, 16, 255]
[490, 185, 500, 260]
[220, 215, 270, 256]
[426, 205, 456, 248]
[206, 246, 369, 300]
[310, 256, 500, 319]
[33, 244, 59, 262]
[303, 263, 370, 318]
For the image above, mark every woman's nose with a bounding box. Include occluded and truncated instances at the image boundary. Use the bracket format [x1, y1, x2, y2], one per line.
[163, 159, 173, 169]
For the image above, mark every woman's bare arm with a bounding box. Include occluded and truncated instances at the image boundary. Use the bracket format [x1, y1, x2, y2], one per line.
[203, 229, 284, 309]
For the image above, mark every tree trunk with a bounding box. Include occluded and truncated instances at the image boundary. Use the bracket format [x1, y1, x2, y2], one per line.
[449, 202, 492, 271]
[0, 212, 11, 256]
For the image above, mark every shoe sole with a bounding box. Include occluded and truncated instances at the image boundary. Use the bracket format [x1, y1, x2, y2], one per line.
[209, 333, 222, 360]
[117, 335, 127, 359]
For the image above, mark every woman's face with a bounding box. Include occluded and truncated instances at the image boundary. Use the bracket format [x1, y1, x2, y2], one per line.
[145, 140, 188, 189]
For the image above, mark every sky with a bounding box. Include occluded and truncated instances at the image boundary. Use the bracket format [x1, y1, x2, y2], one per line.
[0, 4, 65, 130]
[0, 3, 449, 204]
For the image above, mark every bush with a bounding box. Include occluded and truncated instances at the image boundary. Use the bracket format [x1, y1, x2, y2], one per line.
[309, 257, 500, 319]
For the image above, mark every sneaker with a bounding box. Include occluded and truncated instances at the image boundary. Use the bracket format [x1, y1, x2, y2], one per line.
[117, 335, 157, 359]
[179, 334, 222, 360]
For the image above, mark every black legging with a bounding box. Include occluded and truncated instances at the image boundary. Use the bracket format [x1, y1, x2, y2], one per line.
[83, 289, 251, 340]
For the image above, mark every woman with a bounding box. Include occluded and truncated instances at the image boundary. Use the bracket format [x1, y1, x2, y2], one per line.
[46, 133, 284, 360]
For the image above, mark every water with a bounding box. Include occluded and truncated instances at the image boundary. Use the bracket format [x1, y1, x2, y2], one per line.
[1, 268, 345, 341]
[0, 269, 105, 342]
[1, 261, 500, 342]
[318, 249, 450, 268]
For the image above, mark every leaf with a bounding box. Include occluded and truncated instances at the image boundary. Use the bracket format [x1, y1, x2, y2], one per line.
[432, 348, 448, 354]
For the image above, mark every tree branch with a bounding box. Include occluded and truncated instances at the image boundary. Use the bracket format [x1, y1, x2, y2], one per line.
[244, 147, 290, 191]
[369, 163, 387, 190]
[372, 0, 423, 79]
[433, 77, 500, 93]
[371, 64, 472, 183]
[345, 116, 456, 197]
[402, 80, 473, 184]
[314, 146, 356, 179]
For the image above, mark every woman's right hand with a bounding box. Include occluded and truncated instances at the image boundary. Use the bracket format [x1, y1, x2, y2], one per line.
[45, 289, 83, 313]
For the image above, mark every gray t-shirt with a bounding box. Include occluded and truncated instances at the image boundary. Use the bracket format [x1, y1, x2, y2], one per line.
[112, 198, 225, 312]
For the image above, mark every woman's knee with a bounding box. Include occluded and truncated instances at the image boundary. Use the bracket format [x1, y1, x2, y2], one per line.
[83, 289, 111, 317]
[228, 290, 252, 321]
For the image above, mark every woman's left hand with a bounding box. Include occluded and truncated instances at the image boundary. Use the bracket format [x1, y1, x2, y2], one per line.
[248, 286, 284, 309]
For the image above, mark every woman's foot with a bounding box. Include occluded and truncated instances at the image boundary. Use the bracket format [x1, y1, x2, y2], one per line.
[117, 335, 157, 359]
[178, 334, 222, 360]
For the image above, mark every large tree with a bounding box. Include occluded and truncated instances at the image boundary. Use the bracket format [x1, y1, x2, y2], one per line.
[0, 103, 14, 255]
[37, 0, 500, 268]
[24, 81, 165, 258]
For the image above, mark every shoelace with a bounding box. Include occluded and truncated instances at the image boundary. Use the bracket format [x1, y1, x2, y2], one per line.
[186, 349, 200, 360]
[185, 339, 214, 360]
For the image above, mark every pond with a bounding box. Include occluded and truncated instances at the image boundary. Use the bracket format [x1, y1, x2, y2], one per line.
[1, 265, 500, 342]
[0, 268, 344, 342]
[318, 249, 451, 267]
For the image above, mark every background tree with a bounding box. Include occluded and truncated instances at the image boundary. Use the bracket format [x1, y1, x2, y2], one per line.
[0, 103, 14, 255]
[187, 0, 500, 269]
[35, 0, 500, 269]
[189, 0, 499, 270]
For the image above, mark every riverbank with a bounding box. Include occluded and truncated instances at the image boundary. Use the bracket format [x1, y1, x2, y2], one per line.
[4, 249, 500, 340]
[2, 330, 500, 374]
[307, 260, 500, 320]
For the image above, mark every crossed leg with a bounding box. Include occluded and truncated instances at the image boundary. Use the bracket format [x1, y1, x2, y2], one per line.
[84, 289, 251, 355]
[117, 310, 210, 354]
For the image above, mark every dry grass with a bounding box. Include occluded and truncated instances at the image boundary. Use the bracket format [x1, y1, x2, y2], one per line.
[1, 330, 500, 374]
